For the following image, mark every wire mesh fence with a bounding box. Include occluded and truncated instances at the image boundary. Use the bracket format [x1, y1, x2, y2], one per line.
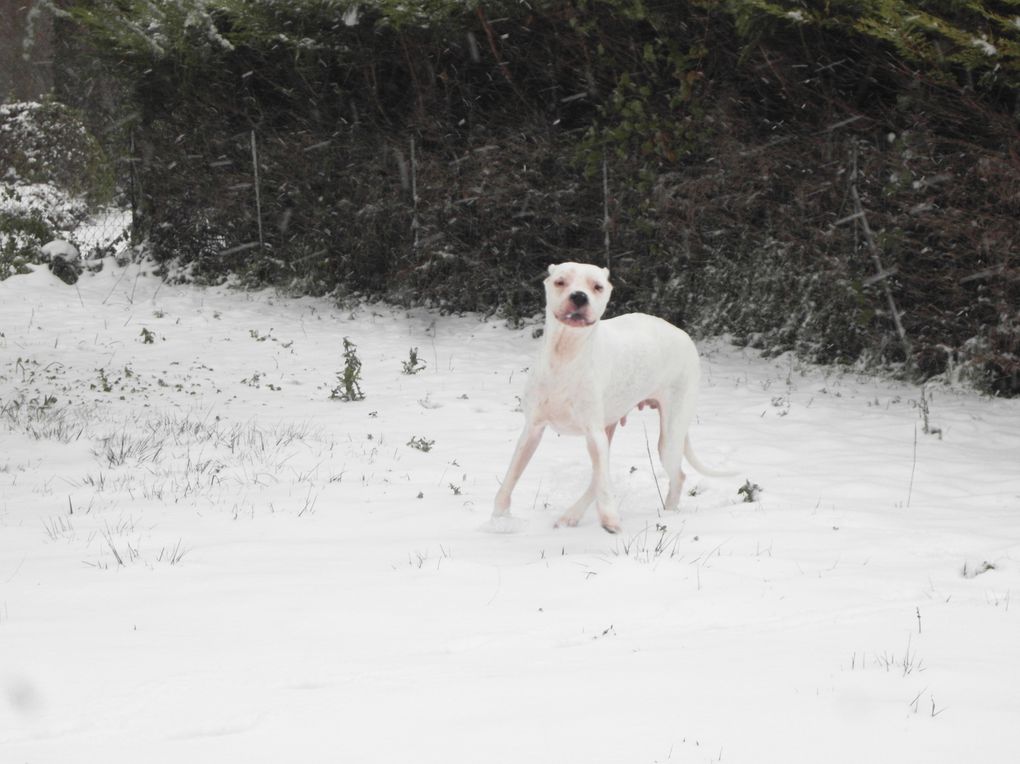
[76, 207, 133, 258]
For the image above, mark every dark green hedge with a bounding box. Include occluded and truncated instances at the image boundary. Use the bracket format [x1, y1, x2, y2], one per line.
[65, 0, 1019, 393]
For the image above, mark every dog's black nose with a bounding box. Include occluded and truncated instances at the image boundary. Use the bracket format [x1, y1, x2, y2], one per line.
[569, 291, 588, 307]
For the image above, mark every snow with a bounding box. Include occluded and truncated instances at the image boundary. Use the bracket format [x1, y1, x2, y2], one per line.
[0, 182, 87, 231]
[39, 240, 79, 260]
[971, 36, 998, 56]
[1, 261, 1019, 762]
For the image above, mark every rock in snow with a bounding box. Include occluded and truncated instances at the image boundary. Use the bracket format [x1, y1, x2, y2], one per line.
[40, 239, 80, 260]
[41, 239, 81, 284]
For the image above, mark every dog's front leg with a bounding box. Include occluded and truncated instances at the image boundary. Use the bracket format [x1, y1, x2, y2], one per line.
[493, 422, 545, 518]
[561, 426, 620, 533]
[556, 423, 618, 530]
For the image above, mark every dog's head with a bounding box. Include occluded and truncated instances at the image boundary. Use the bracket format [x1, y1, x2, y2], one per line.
[544, 262, 612, 328]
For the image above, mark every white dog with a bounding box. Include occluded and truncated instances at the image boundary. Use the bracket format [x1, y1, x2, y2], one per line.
[492, 261, 727, 533]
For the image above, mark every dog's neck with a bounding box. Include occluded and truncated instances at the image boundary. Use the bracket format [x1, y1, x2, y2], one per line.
[541, 314, 596, 367]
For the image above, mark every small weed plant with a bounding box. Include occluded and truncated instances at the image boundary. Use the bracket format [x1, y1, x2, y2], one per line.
[738, 479, 762, 503]
[916, 387, 942, 439]
[402, 347, 426, 375]
[157, 539, 188, 565]
[615, 523, 684, 563]
[94, 367, 114, 393]
[407, 435, 434, 452]
[331, 337, 365, 401]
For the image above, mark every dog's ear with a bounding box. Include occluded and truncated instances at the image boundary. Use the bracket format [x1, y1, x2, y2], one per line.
[602, 267, 610, 280]
[547, 264, 558, 276]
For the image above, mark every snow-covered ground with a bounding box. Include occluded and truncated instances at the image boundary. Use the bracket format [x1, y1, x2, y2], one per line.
[2, 260, 1018, 763]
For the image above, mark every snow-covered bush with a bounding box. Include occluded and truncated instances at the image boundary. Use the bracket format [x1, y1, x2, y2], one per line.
[0, 183, 88, 280]
[0, 102, 113, 279]
[0, 101, 113, 202]
[0, 208, 51, 280]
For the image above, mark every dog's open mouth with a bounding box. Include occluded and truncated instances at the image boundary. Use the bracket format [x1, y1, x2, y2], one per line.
[556, 310, 593, 327]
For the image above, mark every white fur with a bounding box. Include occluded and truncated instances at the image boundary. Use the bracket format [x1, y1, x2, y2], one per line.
[493, 261, 721, 533]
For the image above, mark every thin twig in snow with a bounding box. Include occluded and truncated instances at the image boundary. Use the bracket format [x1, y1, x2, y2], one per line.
[411, 137, 419, 252]
[643, 420, 666, 517]
[251, 130, 264, 251]
[102, 262, 131, 304]
[849, 147, 912, 366]
[602, 157, 611, 268]
[907, 423, 917, 508]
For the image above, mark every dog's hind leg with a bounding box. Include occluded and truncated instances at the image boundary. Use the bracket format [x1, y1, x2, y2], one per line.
[657, 398, 695, 512]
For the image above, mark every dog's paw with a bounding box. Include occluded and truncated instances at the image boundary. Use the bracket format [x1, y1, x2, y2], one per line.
[481, 514, 526, 534]
[600, 519, 622, 534]
[555, 513, 581, 529]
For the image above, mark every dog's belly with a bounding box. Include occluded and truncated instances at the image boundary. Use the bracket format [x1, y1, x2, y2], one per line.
[528, 377, 658, 435]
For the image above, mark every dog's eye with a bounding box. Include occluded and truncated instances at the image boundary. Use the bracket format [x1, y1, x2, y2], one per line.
[593, 283, 604, 292]
[554, 279, 566, 288]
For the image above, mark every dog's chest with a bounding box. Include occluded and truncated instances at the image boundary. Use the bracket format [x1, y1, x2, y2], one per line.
[525, 371, 602, 435]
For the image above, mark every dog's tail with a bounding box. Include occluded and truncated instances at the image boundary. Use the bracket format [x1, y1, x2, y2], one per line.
[684, 436, 739, 478]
